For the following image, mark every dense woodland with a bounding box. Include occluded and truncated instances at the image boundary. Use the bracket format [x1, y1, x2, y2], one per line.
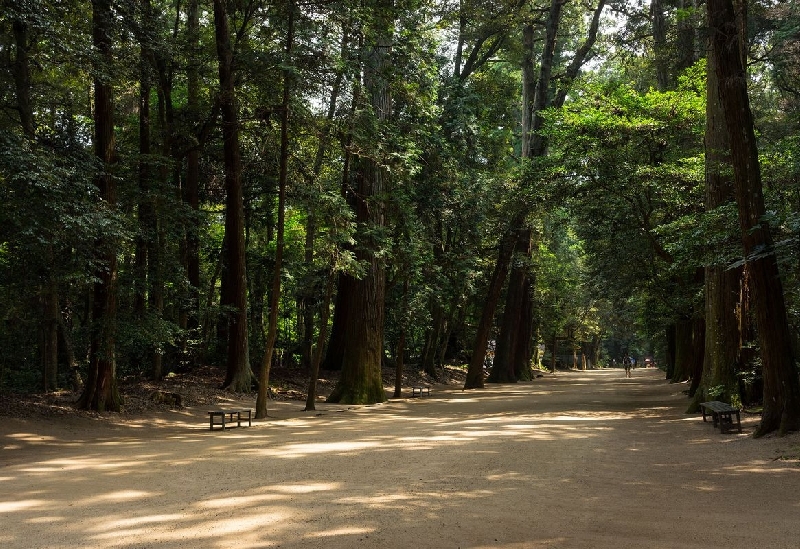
[1, 0, 800, 435]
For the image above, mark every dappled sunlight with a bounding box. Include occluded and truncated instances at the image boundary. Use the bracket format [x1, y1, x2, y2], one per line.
[92, 490, 156, 502]
[0, 499, 47, 512]
[304, 526, 374, 539]
[250, 439, 383, 459]
[4, 369, 798, 548]
[101, 513, 186, 529]
[21, 456, 156, 474]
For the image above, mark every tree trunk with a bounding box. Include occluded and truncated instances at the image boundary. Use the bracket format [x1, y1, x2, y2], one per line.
[664, 324, 676, 379]
[491, 229, 532, 383]
[256, 5, 293, 419]
[214, 0, 251, 392]
[326, 0, 392, 405]
[671, 318, 692, 382]
[304, 268, 335, 411]
[393, 278, 409, 398]
[651, 0, 669, 91]
[464, 228, 517, 389]
[183, 0, 201, 368]
[41, 278, 59, 391]
[687, 316, 706, 398]
[693, 34, 742, 413]
[78, 0, 121, 412]
[708, 0, 800, 436]
[11, 16, 35, 138]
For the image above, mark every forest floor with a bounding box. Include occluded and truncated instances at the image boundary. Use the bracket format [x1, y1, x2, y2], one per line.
[2, 366, 800, 548]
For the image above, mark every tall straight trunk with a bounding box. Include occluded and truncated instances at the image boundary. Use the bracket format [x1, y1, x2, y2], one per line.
[304, 268, 335, 411]
[11, 17, 35, 138]
[687, 315, 706, 397]
[41, 278, 59, 391]
[421, 298, 446, 377]
[694, 34, 742, 412]
[214, 0, 251, 391]
[676, 0, 698, 73]
[184, 0, 201, 364]
[256, 4, 293, 419]
[78, 0, 120, 412]
[665, 324, 676, 379]
[671, 318, 692, 382]
[651, 0, 669, 91]
[327, 0, 392, 404]
[394, 277, 410, 398]
[708, 0, 800, 436]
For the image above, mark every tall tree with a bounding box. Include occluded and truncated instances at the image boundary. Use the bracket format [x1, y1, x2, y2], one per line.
[256, 2, 293, 419]
[708, 0, 800, 436]
[78, 0, 121, 412]
[213, 0, 251, 391]
[694, 28, 743, 411]
[326, 0, 393, 404]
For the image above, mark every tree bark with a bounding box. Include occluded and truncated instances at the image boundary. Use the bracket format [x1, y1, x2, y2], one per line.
[693, 33, 742, 413]
[183, 0, 202, 367]
[708, 0, 800, 436]
[326, 0, 392, 405]
[464, 228, 517, 389]
[78, 0, 121, 412]
[256, 4, 293, 419]
[304, 268, 335, 411]
[214, 0, 251, 392]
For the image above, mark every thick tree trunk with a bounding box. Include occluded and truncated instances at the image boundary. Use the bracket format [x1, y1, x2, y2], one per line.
[651, 0, 669, 91]
[665, 324, 676, 379]
[491, 229, 532, 383]
[693, 37, 742, 413]
[671, 319, 692, 383]
[11, 17, 35, 138]
[327, 0, 391, 405]
[214, 0, 251, 391]
[708, 0, 800, 436]
[687, 316, 706, 398]
[78, 0, 121, 412]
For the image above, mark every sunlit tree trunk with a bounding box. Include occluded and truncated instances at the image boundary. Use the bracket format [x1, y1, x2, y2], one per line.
[708, 0, 800, 436]
[692, 32, 742, 412]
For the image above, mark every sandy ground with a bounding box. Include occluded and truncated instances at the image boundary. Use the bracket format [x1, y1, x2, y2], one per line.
[2, 367, 799, 549]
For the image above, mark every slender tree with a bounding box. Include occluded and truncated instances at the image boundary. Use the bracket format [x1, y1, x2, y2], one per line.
[256, 2, 293, 419]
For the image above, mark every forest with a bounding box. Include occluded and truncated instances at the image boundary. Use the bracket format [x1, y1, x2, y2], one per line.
[1, 0, 799, 435]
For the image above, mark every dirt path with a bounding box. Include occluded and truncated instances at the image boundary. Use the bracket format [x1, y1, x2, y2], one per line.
[2, 368, 799, 548]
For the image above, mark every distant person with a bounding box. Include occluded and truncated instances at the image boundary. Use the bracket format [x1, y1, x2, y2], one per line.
[624, 356, 632, 378]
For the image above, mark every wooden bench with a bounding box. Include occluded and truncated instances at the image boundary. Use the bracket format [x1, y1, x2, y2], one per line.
[411, 386, 430, 397]
[208, 409, 252, 430]
[699, 401, 742, 434]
